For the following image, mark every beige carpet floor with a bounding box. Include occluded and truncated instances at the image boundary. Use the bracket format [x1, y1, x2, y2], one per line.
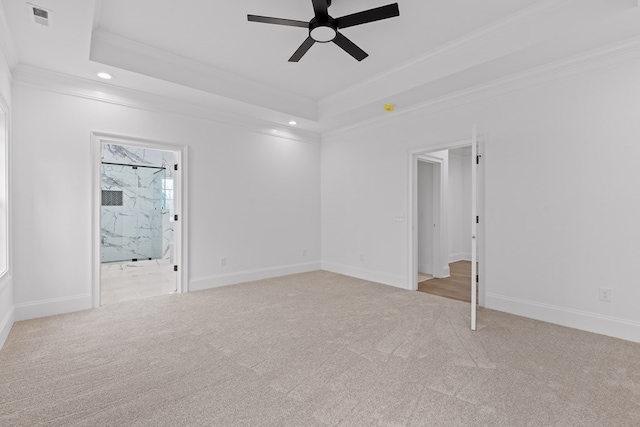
[1, 271, 639, 426]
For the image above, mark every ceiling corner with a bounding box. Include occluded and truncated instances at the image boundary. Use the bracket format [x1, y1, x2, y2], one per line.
[92, 0, 103, 32]
[0, 0, 19, 69]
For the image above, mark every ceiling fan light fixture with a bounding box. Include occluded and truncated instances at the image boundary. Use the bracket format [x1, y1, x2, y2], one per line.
[248, 1, 400, 62]
[310, 25, 337, 43]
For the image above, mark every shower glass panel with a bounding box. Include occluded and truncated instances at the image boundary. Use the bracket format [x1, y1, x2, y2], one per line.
[101, 163, 164, 262]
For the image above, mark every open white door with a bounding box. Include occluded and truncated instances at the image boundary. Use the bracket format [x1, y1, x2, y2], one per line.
[471, 125, 478, 330]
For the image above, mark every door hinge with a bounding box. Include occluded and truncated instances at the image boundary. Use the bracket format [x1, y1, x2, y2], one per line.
[476, 155, 481, 164]
[174, 214, 178, 221]
[174, 164, 178, 171]
[174, 265, 178, 272]
[476, 275, 479, 283]
[476, 216, 479, 224]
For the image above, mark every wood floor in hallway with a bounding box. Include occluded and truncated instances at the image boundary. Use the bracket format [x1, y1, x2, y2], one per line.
[417, 260, 475, 303]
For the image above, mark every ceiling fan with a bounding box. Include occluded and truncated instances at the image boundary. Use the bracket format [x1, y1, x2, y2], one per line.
[248, 0, 400, 62]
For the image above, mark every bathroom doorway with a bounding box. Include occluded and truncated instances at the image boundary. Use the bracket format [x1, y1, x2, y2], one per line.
[91, 133, 186, 307]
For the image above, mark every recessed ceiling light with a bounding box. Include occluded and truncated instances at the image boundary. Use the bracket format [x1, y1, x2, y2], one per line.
[289, 121, 297, 126]
[97, 72, 112, 80]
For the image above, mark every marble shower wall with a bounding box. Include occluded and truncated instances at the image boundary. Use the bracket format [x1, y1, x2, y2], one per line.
[101, 144, 175, 263]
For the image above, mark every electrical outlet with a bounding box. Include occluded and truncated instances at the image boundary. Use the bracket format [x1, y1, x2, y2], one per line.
[599, 287, 611, 302]
[220, 257, 227, 267]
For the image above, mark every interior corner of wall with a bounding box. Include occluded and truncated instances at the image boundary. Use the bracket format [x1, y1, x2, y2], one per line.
[442, 265, 451, 278]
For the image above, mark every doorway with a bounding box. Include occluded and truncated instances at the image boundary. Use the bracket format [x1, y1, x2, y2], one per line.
[91, 133, 187, 307]
[417, 146, 474, 302]
[408, 133, 485, 328]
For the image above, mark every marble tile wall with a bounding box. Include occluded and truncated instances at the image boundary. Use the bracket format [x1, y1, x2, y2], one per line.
[101, 144, 175, 263]
[102, 143, 175, 179]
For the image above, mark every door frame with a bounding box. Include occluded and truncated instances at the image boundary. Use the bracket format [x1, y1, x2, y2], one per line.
[407, 135, 486, 307]
[90, 132, 189, 308]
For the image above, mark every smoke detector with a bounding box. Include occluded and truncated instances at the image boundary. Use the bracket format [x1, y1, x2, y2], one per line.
[27, 3, 53, 28]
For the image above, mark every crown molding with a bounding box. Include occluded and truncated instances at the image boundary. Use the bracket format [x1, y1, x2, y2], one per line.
[0, 1, 18, 70]
[322, 0, 573, 103]
[15, 28, 639, 144]
[323, 35, 640, 139]
[90, 29, 317, 121]
[318, 0, 634, 122]
[12, 65, 321, 144]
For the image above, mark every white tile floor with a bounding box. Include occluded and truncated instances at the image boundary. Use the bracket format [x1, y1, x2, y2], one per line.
[100, 259, 176, 305]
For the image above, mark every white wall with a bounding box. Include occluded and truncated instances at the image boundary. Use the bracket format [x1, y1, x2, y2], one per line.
[321, 59, 640, 342]
[0, 34, 13, 350]
[448, 150, 472, 262]
[11, 82, 321, 319]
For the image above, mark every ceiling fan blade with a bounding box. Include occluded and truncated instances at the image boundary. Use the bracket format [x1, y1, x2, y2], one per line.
[247, 15, 309, 28]
[312, 0, 330, 19]
[289, 37, 316, 62]
[332, 32, 368, 61]
[335, 3, 400, 29]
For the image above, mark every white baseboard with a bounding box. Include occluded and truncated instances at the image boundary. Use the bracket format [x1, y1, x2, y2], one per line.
[439, 265, 451, 278]
[486, 293, 640, 343]
[321, 261, 407, 290]
[0, 306, 14, 350]
[189, 261, 321, 292]
[14, 294, 92, 322]
[448, 253, 471, 263]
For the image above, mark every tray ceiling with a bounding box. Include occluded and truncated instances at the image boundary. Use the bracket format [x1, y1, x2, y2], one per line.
[3, 0, 640, 133]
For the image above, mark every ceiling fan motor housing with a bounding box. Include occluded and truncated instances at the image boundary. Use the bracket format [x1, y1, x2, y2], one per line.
[309, 16, 337, 43]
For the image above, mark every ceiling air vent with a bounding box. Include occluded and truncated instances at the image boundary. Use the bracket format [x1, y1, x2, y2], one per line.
[27, 3, 52, 27]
